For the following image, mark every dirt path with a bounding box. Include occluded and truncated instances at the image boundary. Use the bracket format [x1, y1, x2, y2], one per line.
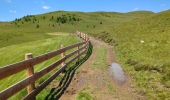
[60, 37, 141, 100]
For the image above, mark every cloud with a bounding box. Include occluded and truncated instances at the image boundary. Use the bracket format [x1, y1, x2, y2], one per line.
[133, 7, 139, 11]
[42, 6, 51, 10]
[9, 10, 16, 14]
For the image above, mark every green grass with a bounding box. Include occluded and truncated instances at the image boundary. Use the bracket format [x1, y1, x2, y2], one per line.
[107, 83, 116, 95]
[0, 22, 52, 48]
[92, 47, 107, 70]
[76, 90, 93, 100]
[0, 11, 147, 47]
[93, 11, 170, 99]
[1, 10, 170, 99]
[0, 35, 79, 100]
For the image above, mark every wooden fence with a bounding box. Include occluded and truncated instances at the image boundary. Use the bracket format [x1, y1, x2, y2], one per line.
[0, 32, 90, 100]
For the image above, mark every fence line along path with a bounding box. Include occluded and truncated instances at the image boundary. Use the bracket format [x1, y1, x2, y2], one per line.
[0, 31, 90, 100]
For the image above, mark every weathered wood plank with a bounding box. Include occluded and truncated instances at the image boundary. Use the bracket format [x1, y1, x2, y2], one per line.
[23, 50, 86, 100]
[0, 45, 87, 99]
[25, 53, 35, 96]
[0, 42, 86, 80]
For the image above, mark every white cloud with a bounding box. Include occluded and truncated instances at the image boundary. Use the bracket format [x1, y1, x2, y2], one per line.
[42, 6, 50, 10]
[133, 7, 139, 11]
[5, 0, 12, 3]
[9, 10, 16, 14]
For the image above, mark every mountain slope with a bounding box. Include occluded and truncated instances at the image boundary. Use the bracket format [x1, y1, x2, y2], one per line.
[0, 10, 170, 99]
[0, 11, 153, 48]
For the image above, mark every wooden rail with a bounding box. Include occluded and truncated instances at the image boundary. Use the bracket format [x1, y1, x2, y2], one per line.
[0, 32, 90, 100]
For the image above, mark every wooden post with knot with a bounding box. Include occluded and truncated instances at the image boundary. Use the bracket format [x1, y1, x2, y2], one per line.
[25, 53, 35, 99]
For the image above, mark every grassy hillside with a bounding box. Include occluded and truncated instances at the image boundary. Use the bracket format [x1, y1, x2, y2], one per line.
[0, 34, 79, 99]
[0, 10, 170, 99]
[0, 11, 152, 47]
[95, 11, 170, 99]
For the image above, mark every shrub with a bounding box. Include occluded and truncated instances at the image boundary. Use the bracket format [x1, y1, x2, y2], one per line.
[100, 21, 103, 24]
[42, 16, 46, 20]
[36, 24, 40, 28]
[55, 14, 81, 24]
[50, 16, 54, 21]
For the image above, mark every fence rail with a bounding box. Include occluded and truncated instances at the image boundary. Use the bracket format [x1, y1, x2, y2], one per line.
[0, 31, 89, 100]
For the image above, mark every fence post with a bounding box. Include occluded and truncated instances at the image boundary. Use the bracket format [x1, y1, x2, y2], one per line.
[77, 45, 80, 63]
[85, 34, 87, 41]
[86, 35, 89, 51]
[78, 32, 80, 37]
[82, 32, 83, 38]
[84, 33, 86, 40]
[80, 32, 82, 38]
[86, 34, 88, 41]
[25, 53, 35, 99]
[61, 44, 65, 66]
[82, 33, 85, 40]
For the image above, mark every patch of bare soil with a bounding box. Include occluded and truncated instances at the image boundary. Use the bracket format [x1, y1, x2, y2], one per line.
[60, 37, 144, 100]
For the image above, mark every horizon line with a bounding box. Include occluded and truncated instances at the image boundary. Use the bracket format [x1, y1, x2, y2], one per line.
[1, 9, 169, 22]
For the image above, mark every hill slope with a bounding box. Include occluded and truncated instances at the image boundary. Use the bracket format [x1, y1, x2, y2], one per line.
[0, 11, 153, 47]
[0, 10, 170, 99]
[0, 33, 80, 99]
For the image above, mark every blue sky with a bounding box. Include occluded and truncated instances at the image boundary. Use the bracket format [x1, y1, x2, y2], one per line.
[0, 0, 170, 21]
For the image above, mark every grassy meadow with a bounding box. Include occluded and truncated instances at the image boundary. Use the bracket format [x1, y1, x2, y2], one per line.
[0, 34, 79, 99]
[0, 10, 170, 99]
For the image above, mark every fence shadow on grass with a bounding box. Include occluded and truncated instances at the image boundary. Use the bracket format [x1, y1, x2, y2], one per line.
[45, 42, 93, 100]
